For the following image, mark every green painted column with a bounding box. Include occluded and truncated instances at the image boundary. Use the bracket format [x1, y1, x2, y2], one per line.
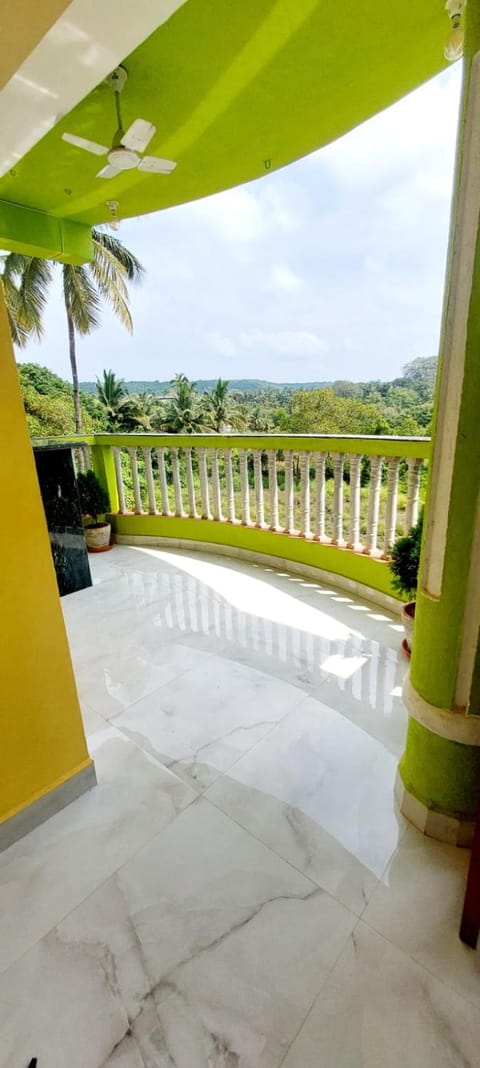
[91, 443, 119, 514]
[397, 2, 480, 844]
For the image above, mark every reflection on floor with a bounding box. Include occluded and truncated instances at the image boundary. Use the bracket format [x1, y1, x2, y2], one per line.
[0, 545, 478, 1067]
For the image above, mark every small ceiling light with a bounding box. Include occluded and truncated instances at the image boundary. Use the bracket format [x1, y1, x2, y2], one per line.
[444, 0, 466, 62]
[106, 199, 120, 231]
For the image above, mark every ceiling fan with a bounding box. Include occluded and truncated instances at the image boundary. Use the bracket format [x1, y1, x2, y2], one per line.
[61, 66, 177, 180]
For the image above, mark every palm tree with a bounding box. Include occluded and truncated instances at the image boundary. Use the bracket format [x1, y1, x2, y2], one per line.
[95, 368, 128, 427]
[203, 377, 246, 432]
[162, 374, 208, 433]
[1, 229, 144, 436]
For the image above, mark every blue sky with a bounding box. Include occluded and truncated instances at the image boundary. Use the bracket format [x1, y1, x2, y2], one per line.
[23, 65, 462, 385]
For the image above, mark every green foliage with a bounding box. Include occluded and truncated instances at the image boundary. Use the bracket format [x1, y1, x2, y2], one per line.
[389, 512, 424, 599]
[203, 378, 246, 432]
[285, 388, 386, 435]
[76, 470, 110, 524]
[18, 362, 106, 437]
[161, 374, 208, 433]
[18, 362, 73, 398]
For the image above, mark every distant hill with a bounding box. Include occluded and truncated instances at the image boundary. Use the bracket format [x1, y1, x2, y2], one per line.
[79, 378, 330, 396]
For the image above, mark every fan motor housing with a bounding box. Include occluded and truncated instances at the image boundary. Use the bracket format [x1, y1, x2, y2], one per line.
[108, 146, 138, 170]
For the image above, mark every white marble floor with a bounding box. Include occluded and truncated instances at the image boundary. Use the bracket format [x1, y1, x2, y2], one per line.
[1, 545, 478, 1067]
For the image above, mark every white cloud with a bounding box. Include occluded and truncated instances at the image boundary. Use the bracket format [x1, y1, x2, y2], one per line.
[192, 187, 265, 242]
[270, 264, 302, 292]
[207, 331, 238, 357]
[319, 68, 461, 191]
[240, 330, 328, 357]
[190, 183, 299, 245]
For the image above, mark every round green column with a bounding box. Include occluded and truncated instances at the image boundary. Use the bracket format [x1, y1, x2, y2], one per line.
[396, 2, 480, 845]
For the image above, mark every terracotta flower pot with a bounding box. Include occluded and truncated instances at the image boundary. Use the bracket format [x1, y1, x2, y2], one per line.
[400, 600, 416, 657]
[84, 522, 111, 553]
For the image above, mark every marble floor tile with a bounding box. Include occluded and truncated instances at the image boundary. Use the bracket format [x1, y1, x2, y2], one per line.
[363, 826, 480, 1006]
[4, 546, 474, 1065]
[0, 727, 197, 975]
[0, 800, 356, 1068]
[206, 697, 406, 913]
[113, 654, 307, 790]
[282, 920, 480, 1068]
[80, 700, 107, 736]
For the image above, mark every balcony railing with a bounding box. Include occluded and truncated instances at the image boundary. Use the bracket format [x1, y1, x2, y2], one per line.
[51, 433, 431, 601]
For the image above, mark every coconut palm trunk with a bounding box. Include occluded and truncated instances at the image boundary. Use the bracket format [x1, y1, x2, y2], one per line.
[66, 307, 83, 436]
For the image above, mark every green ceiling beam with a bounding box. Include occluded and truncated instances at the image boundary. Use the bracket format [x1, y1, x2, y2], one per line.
[0, 201, 93, 264]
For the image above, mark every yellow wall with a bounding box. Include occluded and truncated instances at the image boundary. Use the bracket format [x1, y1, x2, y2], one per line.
[0, 289, 92, 825]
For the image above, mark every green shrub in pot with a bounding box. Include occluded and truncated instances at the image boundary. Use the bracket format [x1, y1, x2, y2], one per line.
[77, 470, 112, 552]
[389, 510, 423, 654]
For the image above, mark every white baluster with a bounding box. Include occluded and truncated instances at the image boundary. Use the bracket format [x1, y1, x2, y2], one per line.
[284, 450, 294, 533]
[143, 448, 158, 515]
[155, 447, 171, 516]
[113, 447, 127, 514]
[197, 448, 212, 520]
[184, 447, 198, 518]
[171, 448, 185, 517]
[332, 453, 345, 545]
[365, 455, 383, 555]
[239, 449, 251, 525]
[224, 448, 236, 522]
[383, 456, 401, 556]
[268, 450, 279, 530]
[299, 451, 311, 538]
[253, 450, 265, 528]
[211, 449, 224, 521]
[128, 447, 144, 514]
[314, 453, 326, 540]
[347, 454, 362, 550]
[405, 456, 422, 530]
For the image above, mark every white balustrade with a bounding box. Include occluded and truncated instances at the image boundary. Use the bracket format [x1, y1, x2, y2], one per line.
[143, 448, 158, 515]
[405, 456, 422, 530]
[239, 449, 251, 525]
[224, 448, 236, 522]
[284, 450, 295, 534]
[84, 436, 428, 565]
[197, 448, 212, 520]
[299, 451, 311, 538]
[253, 450, 265, 528]
[383, 457, 401, 556]
[127, 447, 144, 514]
[155, 447, 171, 516]
[211, 449, 224, 521]
[171, 448, 185, 517]
[184, 447, 198, 518]
[268, 450, 280, 531]
[347, 453, 362, 550]
[365, 455, 384, 554]
[314, 453, 326, 540]
[332, 453, 345, 545]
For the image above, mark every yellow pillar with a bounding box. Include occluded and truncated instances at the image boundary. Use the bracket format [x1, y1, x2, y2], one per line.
[0, 288, 95, 849]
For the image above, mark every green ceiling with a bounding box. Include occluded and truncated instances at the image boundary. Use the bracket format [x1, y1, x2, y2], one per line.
[0, 0, 450, 259]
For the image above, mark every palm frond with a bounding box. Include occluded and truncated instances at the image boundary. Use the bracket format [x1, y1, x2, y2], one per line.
[63, 265, 101, 335]
[1, 254, 51, 341]
[89, 249, 133, 333]
[92, 230, 144, 283]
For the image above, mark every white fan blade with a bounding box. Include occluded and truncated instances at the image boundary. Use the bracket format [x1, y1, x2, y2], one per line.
[62, 132, 108, 156]
[137, 156, 177, 174]
[96, 164, 122, 180]
[121, 119, 156, 153]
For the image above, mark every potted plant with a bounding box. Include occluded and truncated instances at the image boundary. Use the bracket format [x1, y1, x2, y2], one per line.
[76, 470, 112, 552]
[389, 511, 423, 656]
